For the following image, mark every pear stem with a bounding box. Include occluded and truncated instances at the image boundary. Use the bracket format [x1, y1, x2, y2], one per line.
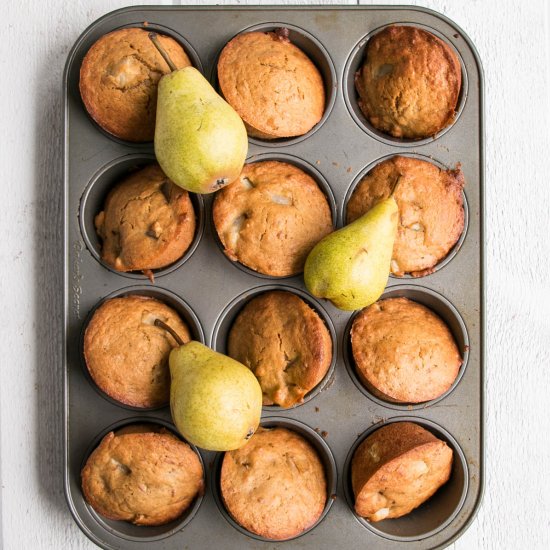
[154, 319, 184, 346]
[148, 32, 177, 72]
[390, 176, 403, 198]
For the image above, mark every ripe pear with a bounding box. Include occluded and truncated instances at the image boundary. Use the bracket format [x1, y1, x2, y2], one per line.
[168, 341, 262, 451]
[304, 197, 398, 311]
[150, 34, 247, 194]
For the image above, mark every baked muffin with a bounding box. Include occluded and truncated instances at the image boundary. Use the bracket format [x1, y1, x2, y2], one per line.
[220, 427, 327, 539]
[95, 164, 196, 275]
[227, 291, 332, 408]
[80, 28, 191, 141]
[82, 426, 203, 525]
[351, 422, 453, 521]
[346, 156, 464, 277]
[83, 295, 191, 408]
[355, 25, 461, 139]
[351, 297, 461, 403]
[218, 30, 325, 139]
[213, 161, 333, 276]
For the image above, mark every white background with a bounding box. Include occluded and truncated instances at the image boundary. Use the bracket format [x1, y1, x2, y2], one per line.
[1, 0, 549, 548]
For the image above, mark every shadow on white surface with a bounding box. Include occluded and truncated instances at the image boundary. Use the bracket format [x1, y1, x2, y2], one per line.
[33, 34, 69, 517]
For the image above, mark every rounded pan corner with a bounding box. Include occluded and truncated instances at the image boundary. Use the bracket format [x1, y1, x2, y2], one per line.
[63, 478, 111, 550]
[402, 4, 485, 83]
[433, 473, 486, 549]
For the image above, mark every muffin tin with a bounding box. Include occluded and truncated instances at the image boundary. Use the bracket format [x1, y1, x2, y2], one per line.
[63, 6, 484, 549]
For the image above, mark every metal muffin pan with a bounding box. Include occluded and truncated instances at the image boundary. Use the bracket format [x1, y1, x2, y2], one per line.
[63, 6, 484, 550]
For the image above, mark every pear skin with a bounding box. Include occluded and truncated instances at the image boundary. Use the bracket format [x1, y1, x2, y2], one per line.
[169, 341, 262, 451]
[304, 197, 398, 310]
[154, 67, 248, 194]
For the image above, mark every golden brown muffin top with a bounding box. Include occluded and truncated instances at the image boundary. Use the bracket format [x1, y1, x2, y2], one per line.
[95, 164, 196, 274]
[220, 427, 327, 539]
[83, 295, 191, 408]
[352, 422, 453, 520]
[346, 156, 464, 277]
[218, 31, 325, 138]
[80, 28, 191, 141]
[351, 297, 462, 403]
[227, 291, 332, 408]
[81, 427, 203, 526]
[213, 161, 333, 276]
[355, 25, 461, 139]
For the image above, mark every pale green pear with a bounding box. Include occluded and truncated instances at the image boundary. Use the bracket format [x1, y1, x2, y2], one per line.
[169, 341, 262, 451]
[304, 197, 398, 311]
[154, 67, 248, 194]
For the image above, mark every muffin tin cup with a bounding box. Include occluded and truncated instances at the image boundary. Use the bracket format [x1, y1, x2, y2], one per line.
[211, 284, 337, 412]
[73, 21, 203, 147]
[79, 154, 205, 281]
[79, 284, 205, 411]
[341, 152, 470, 278]
[343, 21, 469, 147]
[343, 417, 468, 542]
[210, 152, 338, 280]
[211, 22, 337, 148]
[211, 416, 337, 542]
[80, 416, 206, 543]
[343, 285, 470, 411]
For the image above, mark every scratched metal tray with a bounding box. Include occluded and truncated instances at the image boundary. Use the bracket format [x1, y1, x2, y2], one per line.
[63, 5, 484, 549]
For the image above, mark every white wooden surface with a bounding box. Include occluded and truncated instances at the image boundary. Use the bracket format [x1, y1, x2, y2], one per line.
[1, 0, 549, 548]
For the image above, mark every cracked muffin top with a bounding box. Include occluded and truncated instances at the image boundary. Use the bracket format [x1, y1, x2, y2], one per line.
[227, 290, 332, 408]
[352, 422, 453, 521]
[81, 425, 203, 526]
[220, 427, 327, 540]
[351, 297, 462, 403]
[80, 28, 191, 141]
[212, 161, 333, 277]
[83, 295, 191, 408]
[217, 30, 325, 139]
[95, 164, 196, 276]
[355, 25, 461, 139]
[346, 156, 464, 277]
